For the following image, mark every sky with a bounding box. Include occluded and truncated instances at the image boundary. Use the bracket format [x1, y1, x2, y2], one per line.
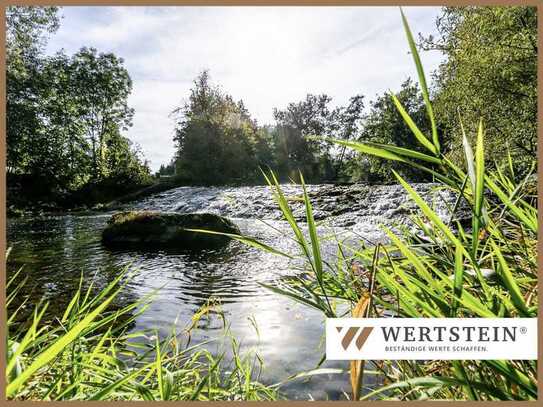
[46, 6, 444, 172]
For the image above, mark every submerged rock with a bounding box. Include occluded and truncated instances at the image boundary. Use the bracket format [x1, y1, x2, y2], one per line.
[101, 211, 240, 250]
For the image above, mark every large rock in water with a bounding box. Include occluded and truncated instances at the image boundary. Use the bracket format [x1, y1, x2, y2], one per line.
[101, 211, 239, 250]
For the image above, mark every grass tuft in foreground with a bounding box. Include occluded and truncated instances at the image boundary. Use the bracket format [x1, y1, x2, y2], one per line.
[6, 265, 278, 401]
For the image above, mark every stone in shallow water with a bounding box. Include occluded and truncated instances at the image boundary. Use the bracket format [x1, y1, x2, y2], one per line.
[101, 211, 240, 250]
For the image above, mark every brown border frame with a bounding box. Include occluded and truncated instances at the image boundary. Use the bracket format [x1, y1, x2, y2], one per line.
[0, 0, 540, 404]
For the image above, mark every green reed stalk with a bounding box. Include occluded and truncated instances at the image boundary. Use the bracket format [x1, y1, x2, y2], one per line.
[6, 265, 278, 401]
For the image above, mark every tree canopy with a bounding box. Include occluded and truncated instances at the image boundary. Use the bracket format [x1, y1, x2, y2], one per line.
[423, 6, 537, 170]
[172, 71, 273, 185]
[7, 6, 151, 207]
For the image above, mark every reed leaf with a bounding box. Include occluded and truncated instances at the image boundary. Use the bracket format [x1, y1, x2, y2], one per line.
[7, 293, 117, 397]
[390, 93, 437, 155]
[400, 8, 439, 153]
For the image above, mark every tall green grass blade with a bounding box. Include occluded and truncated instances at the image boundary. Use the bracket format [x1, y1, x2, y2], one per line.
[367, 140, 441, 164]
[162, 370, 174, 400]
[313, 137, 410, 162]
[483, 360, 536, 397]
[262, 170, 312, 260]
[451, 243, 464, 317]
[300, 173, 323, 278]
[384, 229, 439, 292]
[360, 375, 510, 400]
[472, 119, 485, 254]
[135, 384, 156, 400]
[400, 8, 439, 153]
[391, 93, 437, 155]
[460, 117, 476, 192]
[6, 304, 49, 379]
[452, 361, 477, 400]
[155, 335, 165, 399]
[190, 353, 223, 400]
[7, 293, 117, 397]
[484, 176, 537, 233]
[308, 136, 457, 187]
[80, 269, 129, 313]
[392, 170, 464, 252]
[259, 283, 329, 315]
[299, 173, 332, 313]
[186, 229, 293, 259]
[89, 362, 153, 400]
[491, 242, 531, 316]
[61, 289, 81, 323]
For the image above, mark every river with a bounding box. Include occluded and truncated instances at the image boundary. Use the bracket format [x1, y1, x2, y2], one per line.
[6, 182, 453, 400]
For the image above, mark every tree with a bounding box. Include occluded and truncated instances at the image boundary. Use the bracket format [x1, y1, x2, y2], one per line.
[272, 94, 337, 181]
[329, 95, 365, 179]
[71, 47, 135, 180]
[172, 71, 268, 185]
[422, 6, 537, 171]
[40, 52, 90, 189]
[347, 79, 434, 182]
[6, 6, 60, 56]
[102, 130, 151, 187]
[157, 160, 176, 177]
[7, 6, 150, 206]
[6, 6, 61, 175]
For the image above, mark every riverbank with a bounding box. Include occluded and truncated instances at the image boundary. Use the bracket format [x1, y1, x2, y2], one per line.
[6, 178, 181, 218]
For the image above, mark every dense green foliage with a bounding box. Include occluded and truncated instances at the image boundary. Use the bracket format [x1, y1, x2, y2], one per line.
[272, 94, 365, 182]
[423, 6, 537, 170]
[347, 79, 435, 182]
[7, 6, 152, 208]
[172, 73, 366, 185]
[172, 71, 274, 185]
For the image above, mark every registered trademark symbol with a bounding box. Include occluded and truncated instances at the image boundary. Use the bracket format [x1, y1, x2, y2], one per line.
[520, 327, 527, 334]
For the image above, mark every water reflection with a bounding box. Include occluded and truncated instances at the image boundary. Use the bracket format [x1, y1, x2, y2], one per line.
[7, 213, 362, 400]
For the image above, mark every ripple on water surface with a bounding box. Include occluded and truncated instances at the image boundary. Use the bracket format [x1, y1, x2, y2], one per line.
[7, 183, 454, 399]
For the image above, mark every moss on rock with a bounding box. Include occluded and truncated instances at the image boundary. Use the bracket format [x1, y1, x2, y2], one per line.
[101, 211, 239, 250]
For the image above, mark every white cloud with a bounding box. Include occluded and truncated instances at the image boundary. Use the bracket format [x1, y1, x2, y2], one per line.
[47, 6, 444, 171]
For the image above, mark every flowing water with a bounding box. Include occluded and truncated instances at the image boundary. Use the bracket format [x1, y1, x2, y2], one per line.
[7, 182, 453, 400]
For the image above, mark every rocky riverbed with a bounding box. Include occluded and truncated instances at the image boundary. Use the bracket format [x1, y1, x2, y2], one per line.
[125, 182, 456, 244]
